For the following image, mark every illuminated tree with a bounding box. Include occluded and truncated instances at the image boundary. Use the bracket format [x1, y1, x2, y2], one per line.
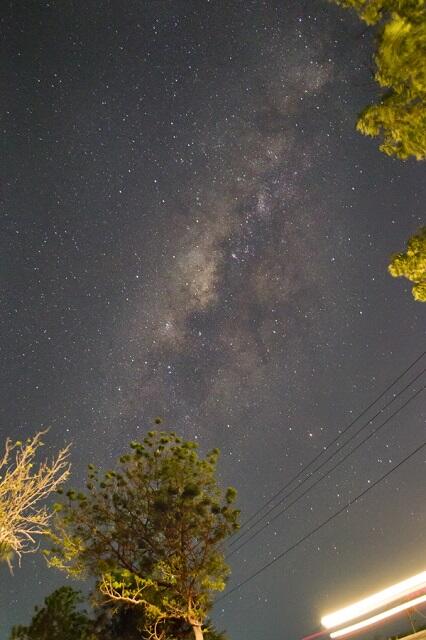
[90, 603, 228, 640]
[46, 431, 239, 640]
[9, 587, 228, 640]
[388, 227, 426, 300]
[0, 431, 71, 571]
[331, 0, 426, 160]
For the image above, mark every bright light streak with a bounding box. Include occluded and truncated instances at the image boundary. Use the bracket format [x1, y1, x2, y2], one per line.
[329, 593, 426, 638]
[321, 570, 426, 629]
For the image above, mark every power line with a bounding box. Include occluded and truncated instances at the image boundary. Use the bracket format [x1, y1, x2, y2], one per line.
[216, 439, 426, 604]
[226, 382, 425, 558]
[228, 369, 425, 552]
[232, 351, 425, 538]
[230, 362, 426, 547]
[230, 350, 425, 544]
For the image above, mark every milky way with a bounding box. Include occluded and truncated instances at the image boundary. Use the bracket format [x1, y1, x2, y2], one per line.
[101, 37, 339, 438]
[2, 1, 425, 639]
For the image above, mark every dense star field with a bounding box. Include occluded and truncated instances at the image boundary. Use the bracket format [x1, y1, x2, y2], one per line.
[1, 1, 425, 639]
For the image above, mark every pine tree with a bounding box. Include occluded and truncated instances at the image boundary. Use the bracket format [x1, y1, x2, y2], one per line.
[46, 432, 239, 640]
[9, 588, 229, 640]
[10, 587, 95, 640]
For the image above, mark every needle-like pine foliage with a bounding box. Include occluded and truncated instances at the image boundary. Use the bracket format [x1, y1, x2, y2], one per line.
[10, 587, 95, 640]
[46, 431, 239, 640]
[388, 226, 426, 300]
[332, 0, 426, 159]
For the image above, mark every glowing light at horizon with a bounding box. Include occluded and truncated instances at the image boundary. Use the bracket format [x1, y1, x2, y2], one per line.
[321, 570, 426, 629]
[329, 593, 426, 638]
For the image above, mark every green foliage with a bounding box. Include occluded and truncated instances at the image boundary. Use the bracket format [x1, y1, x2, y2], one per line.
[91, 603, 228, 640]
[388, 226, 426, 300]
[204, 623, 229, 640]
[333, 0, 425, 25]
[9, 587, 229, 640]
[46, 431, 239, 639]
[332, 0, 426, 159]
[9, 587, 95, 640]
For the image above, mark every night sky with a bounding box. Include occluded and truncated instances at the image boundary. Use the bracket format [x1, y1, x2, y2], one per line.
[1, 1, 425, 639]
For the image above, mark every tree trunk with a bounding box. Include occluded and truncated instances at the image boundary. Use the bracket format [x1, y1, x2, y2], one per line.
[191, 622, 203, 640]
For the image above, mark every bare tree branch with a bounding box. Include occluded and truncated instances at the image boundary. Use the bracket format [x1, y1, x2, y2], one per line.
[0, 431, 71, 571]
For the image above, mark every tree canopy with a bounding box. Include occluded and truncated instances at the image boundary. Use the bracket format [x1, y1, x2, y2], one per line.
[91, 602, 228, 640]
[332, 0, 426, 159]
[46, 431, 239, 640]
[388, 226, 426, 300]
[10, 587, 95, 640]
[9, 587, 228, 640]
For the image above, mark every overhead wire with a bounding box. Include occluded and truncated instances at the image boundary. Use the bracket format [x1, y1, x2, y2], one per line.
[216, 439, 426, 604]
[226, 381, 425, 558]
[229, 350, 426, 546]
[228, 367, 425, 552]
